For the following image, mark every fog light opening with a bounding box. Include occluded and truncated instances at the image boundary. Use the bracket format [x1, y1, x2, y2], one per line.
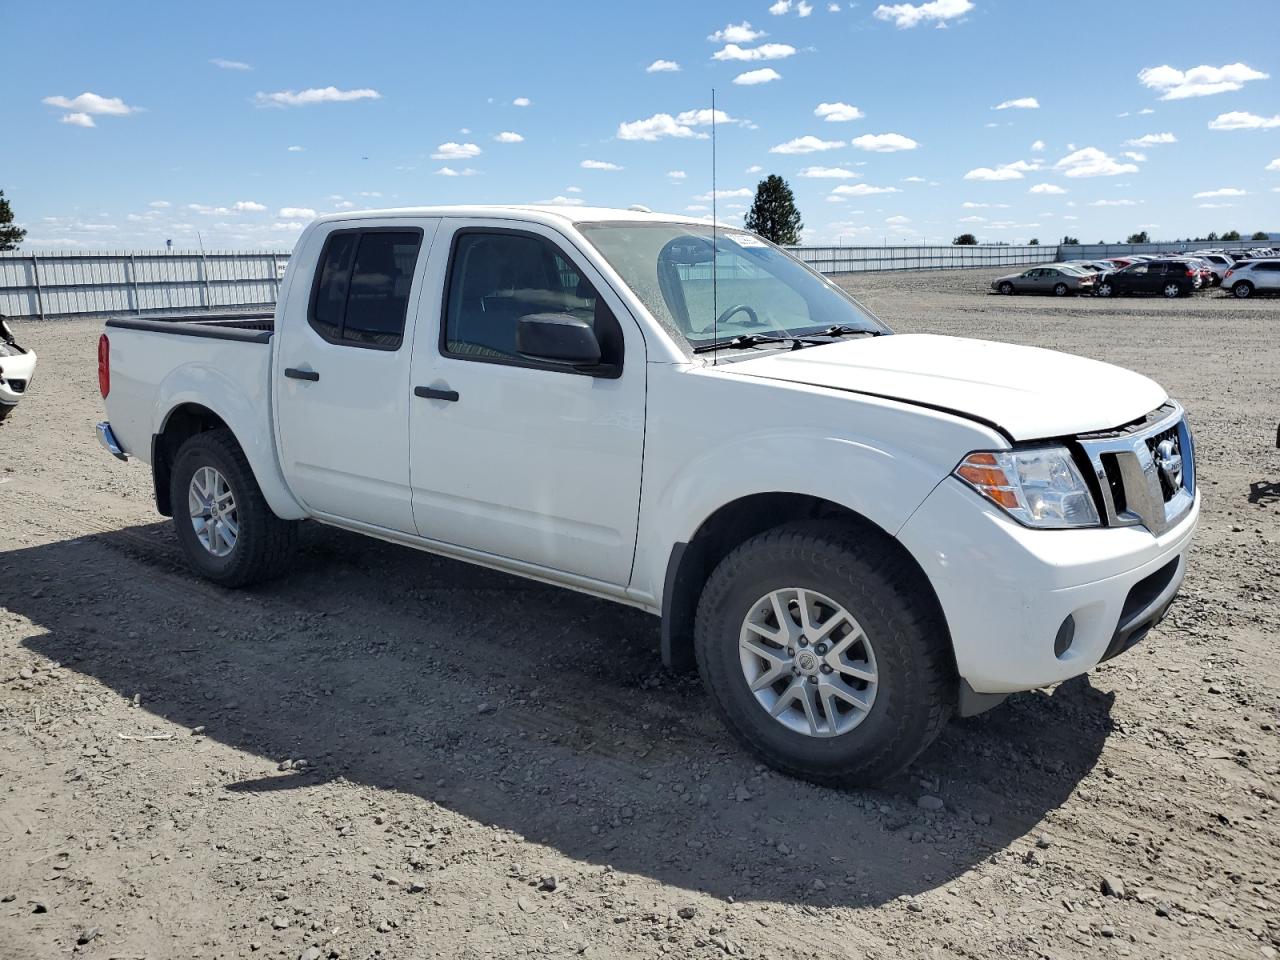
[1054, 615, 1076, 659]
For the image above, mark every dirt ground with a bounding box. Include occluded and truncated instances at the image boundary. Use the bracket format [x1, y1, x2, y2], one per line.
[1, 269, 1277, 960]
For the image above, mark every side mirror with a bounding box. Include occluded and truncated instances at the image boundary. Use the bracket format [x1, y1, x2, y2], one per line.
[516, 313, 602, 367]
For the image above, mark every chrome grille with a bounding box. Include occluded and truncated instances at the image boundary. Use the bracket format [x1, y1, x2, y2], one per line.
[1076, 402, 1195, 535]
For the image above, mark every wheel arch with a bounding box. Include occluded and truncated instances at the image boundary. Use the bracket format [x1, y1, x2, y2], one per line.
[659, 492, 954, 678]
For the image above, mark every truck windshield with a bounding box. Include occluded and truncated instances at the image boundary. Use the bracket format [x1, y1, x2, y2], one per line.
[577, 222, 886, 350]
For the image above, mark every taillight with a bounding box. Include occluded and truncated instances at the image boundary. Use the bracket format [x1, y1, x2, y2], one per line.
[1225, 269, 1234, 279]
[98, 334, 110, 398]
[1186, 269, 1196, 277]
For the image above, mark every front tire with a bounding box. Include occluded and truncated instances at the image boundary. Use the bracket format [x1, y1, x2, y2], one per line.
[1096, 281, 1114, 297]
[169, 428, 298, 587]
[694, 521, 955, 786]
[1232, 280, 1254, 299]
[998, 281, 1014, 295]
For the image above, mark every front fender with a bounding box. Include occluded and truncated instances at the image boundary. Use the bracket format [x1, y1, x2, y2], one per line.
[154, 361, 306, 520]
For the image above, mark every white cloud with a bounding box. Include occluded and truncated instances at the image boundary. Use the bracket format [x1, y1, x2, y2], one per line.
[1138, 62, 1269, 100]
[676, 108, 733, 127]
[994, 97, 1040, 110]
[1139, 108, 1154, 115]
[873, 0, 973, 29]
[963, 160, 1039, 181]
[712, 42, 796, 61]
[43, 92, 137, 116]
[1267, 158, 1280, 172]
[770, 135, 844, 154]
[617, 114, 694, 141]
[815, 102, 864, 122]
[581, 159, 623, 170]
[537, 195, 586, 206]
[278, 207, 317, 219]
[357, 191, 382, 198]
[60, 112, 95, 127]
[512, 97, 531, 107]
[432, 142, 482, 160]
[769, 0, 791, 12]
[233, 200, 266, 212]
[1087, 199, 1137, 207]
[1028, 183, 1066, 194]
[148, 200, 171, 209]
[1122, 151, 1147, 162]
[799, 166, 859, 178]
[435, 166, 479, 177]
[961, 201, 1010, 208]
[332, 200, 355, 210]
[885, 215, 911, 224]
[850, 133, 918, 152]
[287, 145, 305, 152]
[1030, 140, 1045, 152]
[647, 59, 681, 73]
[797, 1, 814, 14]
[494, 131, 524, 143]
[746, 164, 763, 173]
[693, 188, 753, 201]
[566, 186, 583, 193]
[1198, 202, 1236, 209]
[1054, 147, 1139, 178]
[272, 222, 304, 232]
[832, 184, 900, 196]
[709, 21, 766, 43]
[958, 215, 986, 223]
[1208, 111, 1280, 131]
[210, 58, 251, 71]
[902, 175, 925, 182]
[734, 68, 781, 85]
[253, 87, 381, 107]
[668, 170, 687, 180]
[1125, 132, 1176, 146]
[1193, 187, 1246, 198]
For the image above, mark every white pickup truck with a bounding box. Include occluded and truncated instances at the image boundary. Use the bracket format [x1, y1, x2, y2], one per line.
[97, 206, 1199, 785]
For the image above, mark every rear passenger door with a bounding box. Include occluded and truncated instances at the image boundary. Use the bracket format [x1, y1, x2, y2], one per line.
[406, 220, 646, 585]
[274, 220, 440, 533]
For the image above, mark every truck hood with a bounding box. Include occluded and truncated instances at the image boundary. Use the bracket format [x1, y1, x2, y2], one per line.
[725, 333, 1167, 441]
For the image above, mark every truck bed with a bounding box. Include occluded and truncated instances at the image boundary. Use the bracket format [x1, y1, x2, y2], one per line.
[105, 312, 275, 343]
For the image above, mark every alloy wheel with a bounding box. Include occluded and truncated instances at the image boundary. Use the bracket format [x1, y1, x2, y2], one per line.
[188, 465, 238, 557]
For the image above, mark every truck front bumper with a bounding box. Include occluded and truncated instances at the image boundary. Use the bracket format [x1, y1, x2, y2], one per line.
[898, 478, 1199, 696]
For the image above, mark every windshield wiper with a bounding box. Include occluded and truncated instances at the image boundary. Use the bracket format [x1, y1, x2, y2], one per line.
[816, 325, 885, 338]
[692, 333, 812, 354]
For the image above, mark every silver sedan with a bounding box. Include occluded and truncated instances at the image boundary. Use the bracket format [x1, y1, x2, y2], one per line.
[991, 265, 1097, 296]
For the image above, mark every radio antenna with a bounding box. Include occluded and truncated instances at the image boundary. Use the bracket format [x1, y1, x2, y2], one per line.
[711, 87, 718, 365]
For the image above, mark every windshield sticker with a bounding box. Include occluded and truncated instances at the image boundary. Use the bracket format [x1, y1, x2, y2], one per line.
[727, 233, 768, 248]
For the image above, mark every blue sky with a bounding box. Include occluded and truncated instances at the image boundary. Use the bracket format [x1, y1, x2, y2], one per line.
[5, 0, 1278, 249]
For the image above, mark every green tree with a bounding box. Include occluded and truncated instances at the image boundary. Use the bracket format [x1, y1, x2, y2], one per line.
[1126, 230, 1150, 244]
[952, 233, 978, 245]
[0, 190, 26, 251]
[1251, 230, 1269, 241]
[1028, 238, 1040, 246]
[1060, 235, 1080, 245]
[1221, 229, 1241, 242]
[1206, 231, 1219, 242]
[743, 175, 803, 245]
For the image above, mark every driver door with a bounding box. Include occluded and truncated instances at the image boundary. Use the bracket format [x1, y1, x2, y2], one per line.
[406, 221, 647, 585]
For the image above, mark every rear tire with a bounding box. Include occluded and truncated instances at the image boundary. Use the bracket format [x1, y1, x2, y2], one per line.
[1232, 281, 1254, 299]
[1162, 282, 1182, 299]
[0, 404, 12, 422]
[1053, 283, 1068, 297]
[169, 428, 298, 587]
[1096, 281, 1114, 297]
[998, 281, 1014, 295]
[693, 521, 955, 787]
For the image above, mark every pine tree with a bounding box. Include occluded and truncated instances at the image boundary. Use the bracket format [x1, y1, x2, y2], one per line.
[744, 175, 803, 245]
[0, 190, 26, 251]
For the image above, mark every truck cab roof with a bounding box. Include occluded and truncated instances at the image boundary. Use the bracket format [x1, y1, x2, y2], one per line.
[310, 205, 713, 230]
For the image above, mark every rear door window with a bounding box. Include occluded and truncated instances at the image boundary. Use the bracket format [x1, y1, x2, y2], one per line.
[309, 229, 423, 350]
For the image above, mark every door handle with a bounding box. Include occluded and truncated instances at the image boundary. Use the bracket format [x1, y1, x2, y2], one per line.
[284, 368, 320, 382]
[414, 386, 459, 402]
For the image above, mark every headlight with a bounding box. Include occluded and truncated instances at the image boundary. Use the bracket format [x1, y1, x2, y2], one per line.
[954, 446, 1100, 529]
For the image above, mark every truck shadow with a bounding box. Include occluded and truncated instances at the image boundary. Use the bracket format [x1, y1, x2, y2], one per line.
[6, 519, 1113, 908]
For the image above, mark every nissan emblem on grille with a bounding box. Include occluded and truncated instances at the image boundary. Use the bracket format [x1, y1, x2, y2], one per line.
[1155, 437, 1183, 496]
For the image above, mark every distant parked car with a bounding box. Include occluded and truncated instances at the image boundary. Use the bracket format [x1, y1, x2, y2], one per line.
[991, 264, 1097, 296]
[1189, 252, 1233, 284]
[1104, 257, 1136, 269]
[1223, 258, 1280, 298]
[0, 315, 37, 421]
[1095, 260, 1200, 299]
[1063, 260, 1113, 276]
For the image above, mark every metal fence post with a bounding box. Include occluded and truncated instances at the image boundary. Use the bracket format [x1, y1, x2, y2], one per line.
[128, 254, 140, 315]
[270, 253, 281, 304]
[30, 254, 45, 320]
[199, 250, 212, 311]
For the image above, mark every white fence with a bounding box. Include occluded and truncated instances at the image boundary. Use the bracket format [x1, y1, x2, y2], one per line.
[0, 244, 1055, 321]
[0, 251, 289, 321]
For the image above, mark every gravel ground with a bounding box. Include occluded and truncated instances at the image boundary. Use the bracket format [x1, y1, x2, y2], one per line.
[1, 268, 1277, 960]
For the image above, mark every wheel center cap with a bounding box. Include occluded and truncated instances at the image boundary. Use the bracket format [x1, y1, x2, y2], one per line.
[796, 650, 819, 675]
